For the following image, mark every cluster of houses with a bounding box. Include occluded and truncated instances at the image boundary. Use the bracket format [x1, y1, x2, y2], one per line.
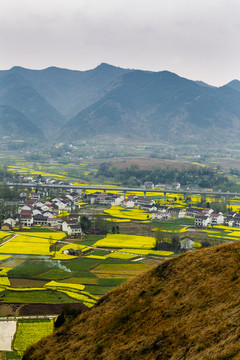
[152, 206, 235, 227]
[88, 192, 236, 228]
[2, 191, 83, 236]
[88, 192, 157, 211]
[12, 174, 74, 187]
[2, 180, 240, 235]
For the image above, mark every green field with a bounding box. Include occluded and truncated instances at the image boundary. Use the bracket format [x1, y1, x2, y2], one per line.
[0, 289, 75, 303]
[152, 218, 194, 231]
[8, 260, 68, 277]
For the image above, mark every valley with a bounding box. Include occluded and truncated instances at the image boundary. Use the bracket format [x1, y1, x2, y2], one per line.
[0, 145, 240, 358]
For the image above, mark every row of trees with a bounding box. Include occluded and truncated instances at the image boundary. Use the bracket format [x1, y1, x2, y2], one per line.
[154, 229, 180, 252]
[95, 163, 240, 191]
[80, 215, 119, 235]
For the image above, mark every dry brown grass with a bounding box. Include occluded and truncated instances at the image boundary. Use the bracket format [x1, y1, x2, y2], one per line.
[23, 242, 240, 360]
[112, 157, 193, 171]
[9, 278, 46, 288]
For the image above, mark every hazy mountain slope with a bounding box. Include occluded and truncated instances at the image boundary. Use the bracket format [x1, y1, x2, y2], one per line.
[1, 64, 240, 144]
[0, 105, 44, 139]
[24, 241, 240, 360]
[194, 80, 216, 88]
[0, 72, 65, 137]
[0, 64, 129, 119]
[227, 79, 240, 93]
[59, 70, 240, 144]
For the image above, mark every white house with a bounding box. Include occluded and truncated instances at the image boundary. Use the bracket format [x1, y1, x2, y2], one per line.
[152, 210, 171, 221]
[4, 217, 17, 227]
[30, 193, 41, 200]
[180, 238, 194, 250]
[20, 205, 32, 212]
[47, 217, 63, 228]
[186, 208, 201, 218]
[40, 205, 52, 212]
[32, 209, 42, 216]
[111, 195, 124, 207]
[66, 224, 82, 236]
[62, 219, 79, 233]
[20, 210, 33, 227]
[195, 214, 210, 227]
[210, 213, 224, 225]
[172, 182, 181, 190]
[34, 201, 45, 208]
[168, 208, 186, 219]
[121, 199, 135, 208]
[43, 211, 53, 219]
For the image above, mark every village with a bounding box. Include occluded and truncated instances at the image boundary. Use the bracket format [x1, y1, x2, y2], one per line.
[1, 172, 239, 241]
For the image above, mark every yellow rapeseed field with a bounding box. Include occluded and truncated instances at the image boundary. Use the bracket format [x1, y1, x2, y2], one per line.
[118, 248, 174, 256]
[44, 281, 85, 291]
[0, 255, 11, 261]
[0, 231, 13, 239]
[94, 234, 156, 249]
[104, 206, 152, 220]
[0, 233, 64, 255]
[0, 277, 10, 286]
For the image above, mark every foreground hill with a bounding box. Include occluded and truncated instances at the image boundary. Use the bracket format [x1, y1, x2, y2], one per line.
[24, 241, 240, 360]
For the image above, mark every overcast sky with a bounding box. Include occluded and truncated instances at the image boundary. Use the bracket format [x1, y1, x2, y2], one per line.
[0, 0, 239, 86]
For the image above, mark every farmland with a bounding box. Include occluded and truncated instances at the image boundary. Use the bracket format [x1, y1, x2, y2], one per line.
[0, 223, 169, 358]
[2, 152, 240, 358]
[13, 319, 54, 355]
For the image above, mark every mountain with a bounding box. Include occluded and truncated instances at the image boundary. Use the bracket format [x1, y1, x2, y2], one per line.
[226, 79, 240, 93]
[0, 71, 66, 138]
[23, 241, 240, 360]
[0, 105, 44, 139]
[194, 80, 216, 88]
[59, 70, 240, 144]
[0, 63, 129, 119]
[1, 63, 240, 144]
[0, 64, 128, 140]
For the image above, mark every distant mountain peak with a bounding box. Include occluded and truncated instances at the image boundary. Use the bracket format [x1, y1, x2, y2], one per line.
[9, 66, 26, 72]
[94, 63, 126, 72]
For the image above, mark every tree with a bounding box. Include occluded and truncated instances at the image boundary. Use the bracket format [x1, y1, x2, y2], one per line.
[54, 305, 83, 329]
[155, 229, 165, 250]
[155, 229, 180, 252]
[92, 215, 108, 234]
[80, 215, 91, 233]
[171, 234, 180, 252]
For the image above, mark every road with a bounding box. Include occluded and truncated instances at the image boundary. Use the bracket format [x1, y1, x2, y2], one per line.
[5, 182, 239, 197]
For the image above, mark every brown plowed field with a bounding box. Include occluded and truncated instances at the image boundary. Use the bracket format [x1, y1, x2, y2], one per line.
[19, 302, 88, 316]
[0, 303, 88, 316]
[113, 157, 192, 170]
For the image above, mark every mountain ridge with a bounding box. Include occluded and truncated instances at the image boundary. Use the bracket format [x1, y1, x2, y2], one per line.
[59, 69, 240, 144]
[0, 63, 240, 144]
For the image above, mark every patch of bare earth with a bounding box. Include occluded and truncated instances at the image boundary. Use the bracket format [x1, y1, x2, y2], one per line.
[9, 279, 47, 288]
[19, 303, 88, 316]
[113, 157, 192, 170]
[0, 304, 24, 316]
[0, 258, 25, 268]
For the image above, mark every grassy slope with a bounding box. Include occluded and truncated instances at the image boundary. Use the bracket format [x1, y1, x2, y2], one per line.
[23, 241, 240, 360]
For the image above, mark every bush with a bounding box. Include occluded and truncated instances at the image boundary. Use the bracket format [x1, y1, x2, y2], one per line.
[54, 305, 83, 329]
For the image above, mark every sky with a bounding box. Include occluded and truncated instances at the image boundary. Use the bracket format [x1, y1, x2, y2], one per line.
[0, 0, 240, 86]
